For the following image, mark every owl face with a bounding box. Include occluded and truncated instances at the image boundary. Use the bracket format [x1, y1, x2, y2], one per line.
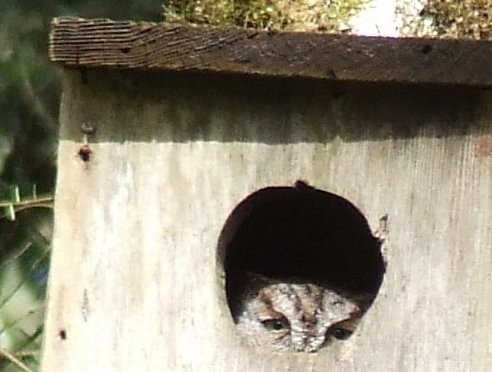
[235, 282, 361, 352]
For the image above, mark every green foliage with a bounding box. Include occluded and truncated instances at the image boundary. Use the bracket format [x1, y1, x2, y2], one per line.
[164, 0, 369, 32]
[0, 2, 56, 370]
[423, 0, 491, 39]
[0, 1, 160, 370]
[0, 208, 50, 372]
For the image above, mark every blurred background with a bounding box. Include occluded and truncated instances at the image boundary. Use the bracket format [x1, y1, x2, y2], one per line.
[0, 0, 488, 370]
[0, 2, 159, 370]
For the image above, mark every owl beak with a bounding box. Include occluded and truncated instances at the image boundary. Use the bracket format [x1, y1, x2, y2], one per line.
[291, 332, 323, 353]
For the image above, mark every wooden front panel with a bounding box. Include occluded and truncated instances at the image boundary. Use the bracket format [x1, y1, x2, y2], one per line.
[42, 70, 492, 371]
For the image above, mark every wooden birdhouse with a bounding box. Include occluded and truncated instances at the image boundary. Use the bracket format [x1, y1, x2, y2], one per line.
[42, 17, 492, 371]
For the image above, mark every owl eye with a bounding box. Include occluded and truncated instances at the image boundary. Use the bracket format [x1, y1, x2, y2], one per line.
[331, 327, 353, 340]
[261, 317, 290, 332]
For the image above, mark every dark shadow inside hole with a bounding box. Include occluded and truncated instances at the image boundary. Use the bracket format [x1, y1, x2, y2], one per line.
[220, 181, 385, 322]
[421, 44, 432, 54]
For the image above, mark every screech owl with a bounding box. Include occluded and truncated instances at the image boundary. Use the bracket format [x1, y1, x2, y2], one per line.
[234, 275, 366, 353]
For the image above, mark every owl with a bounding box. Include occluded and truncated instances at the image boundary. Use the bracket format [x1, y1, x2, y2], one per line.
[233, 275, 366, 353]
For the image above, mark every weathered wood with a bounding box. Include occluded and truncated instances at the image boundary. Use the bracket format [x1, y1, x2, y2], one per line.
[49, 17, 492, 87]
[41, 67, 492, 371]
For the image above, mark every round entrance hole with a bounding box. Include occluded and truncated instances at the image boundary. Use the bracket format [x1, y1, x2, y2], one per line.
[218, 181, 385, 352]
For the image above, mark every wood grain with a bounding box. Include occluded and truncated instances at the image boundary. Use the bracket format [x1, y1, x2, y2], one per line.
[41, 68, 492, 371]
[49, 17, 492, 87]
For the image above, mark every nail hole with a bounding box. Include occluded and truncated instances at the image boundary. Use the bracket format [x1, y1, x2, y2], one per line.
[59, 329, 67, 340]
[80, 122, 96, 135]
[78, 144, 92, 162]
[421, 44, 432, 54]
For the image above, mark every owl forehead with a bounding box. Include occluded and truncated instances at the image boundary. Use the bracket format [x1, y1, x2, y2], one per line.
[258, 283, 359, 324]
[259, 283, 321, 320]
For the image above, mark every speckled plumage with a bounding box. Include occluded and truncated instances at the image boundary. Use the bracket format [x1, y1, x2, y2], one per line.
[234, 275, 365, 353]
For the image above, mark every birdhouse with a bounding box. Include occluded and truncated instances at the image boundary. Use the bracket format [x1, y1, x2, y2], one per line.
[42, 17, 492, 371]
